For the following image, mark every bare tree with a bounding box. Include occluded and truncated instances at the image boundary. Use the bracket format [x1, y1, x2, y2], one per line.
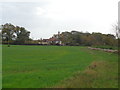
[113, 22, 120, 39]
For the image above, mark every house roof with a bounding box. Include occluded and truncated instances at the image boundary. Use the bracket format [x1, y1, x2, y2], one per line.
[48, 37, 57, 41]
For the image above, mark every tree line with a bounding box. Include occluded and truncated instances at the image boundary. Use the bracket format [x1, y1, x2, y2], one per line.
[0, 23, 118, 47]
[59, 31, 118, 47]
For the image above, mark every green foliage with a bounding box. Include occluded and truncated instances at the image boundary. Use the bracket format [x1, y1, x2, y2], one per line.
[1, 23, 118, 46]
[1, 23, 15, 41]
[60, 31, 117, 46]
[2, 45, 118, 88]
[1, 23, 30, 45]
[15, 27, 30, 44]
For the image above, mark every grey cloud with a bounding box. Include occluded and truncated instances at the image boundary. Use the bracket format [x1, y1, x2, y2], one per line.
[1, 0, 118, 39]
[2, 2, 52, 30]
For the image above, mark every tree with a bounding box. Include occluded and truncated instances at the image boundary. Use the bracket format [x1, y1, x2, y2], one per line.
[1, 23, 30, 45]
[1, 23, 15, 47]
[113, 23, 120, 39]
[59, 31, 117, 46]
[15, 27, 30, 44]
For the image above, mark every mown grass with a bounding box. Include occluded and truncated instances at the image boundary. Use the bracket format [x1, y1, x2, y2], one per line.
[2, 45, 118, 88]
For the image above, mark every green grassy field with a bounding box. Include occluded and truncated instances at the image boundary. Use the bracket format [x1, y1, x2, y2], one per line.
[2, 45, 118, 88]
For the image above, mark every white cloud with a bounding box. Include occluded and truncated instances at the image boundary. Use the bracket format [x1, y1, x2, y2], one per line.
[35, 7, 46, 16]
[1, 0, 119, 39]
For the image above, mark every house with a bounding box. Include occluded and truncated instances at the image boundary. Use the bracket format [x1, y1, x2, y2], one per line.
[48, 37, 61, 45]
[39, 31, 63, 45]
[38, 39, 49, 45]
[48, 31, 62, 45]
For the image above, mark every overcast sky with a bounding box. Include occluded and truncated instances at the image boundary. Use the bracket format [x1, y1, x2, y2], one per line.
[0, 0, 119, 39]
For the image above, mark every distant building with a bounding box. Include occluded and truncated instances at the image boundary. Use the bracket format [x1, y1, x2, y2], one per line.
[38, 39, 49, 45]
[40, 31, 63, 45]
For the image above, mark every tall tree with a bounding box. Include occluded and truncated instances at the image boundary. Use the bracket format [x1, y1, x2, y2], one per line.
[1, 23, 15, 47]
[1, 23, 30, 45]
[15, 27, 30, 44]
